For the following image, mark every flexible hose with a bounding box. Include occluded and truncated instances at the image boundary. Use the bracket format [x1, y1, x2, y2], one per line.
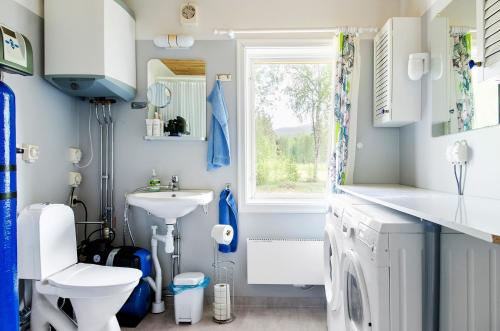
[73, 198, 88, 239]
[453, 165, 461, 195]
[75, 103, 94, 168]
[123, 202, 136, 246]
[461, 164, 468, 195]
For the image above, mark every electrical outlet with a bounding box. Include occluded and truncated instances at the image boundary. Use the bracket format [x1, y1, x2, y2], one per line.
[69, 147, 82, 164]
[69, 172, 82, 187]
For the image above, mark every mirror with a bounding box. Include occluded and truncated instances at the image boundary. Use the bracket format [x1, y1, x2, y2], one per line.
[147, 82, 172, 108]
[430, 0, 500, 136]
[147, 59, 207, 140]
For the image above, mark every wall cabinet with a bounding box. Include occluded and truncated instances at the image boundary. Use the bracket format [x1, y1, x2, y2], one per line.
[374, 17, 422, 127]
[476, 0, 500, 81]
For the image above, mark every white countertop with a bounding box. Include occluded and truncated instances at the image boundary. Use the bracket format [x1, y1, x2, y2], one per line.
[338, 184, 500, 244]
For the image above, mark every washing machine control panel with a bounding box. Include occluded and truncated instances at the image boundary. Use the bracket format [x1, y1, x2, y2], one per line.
[358, 223, 377, 254]
[342, 207, 371, 239]
[329, 204, 344, 228]
[341, 210, 356, 238]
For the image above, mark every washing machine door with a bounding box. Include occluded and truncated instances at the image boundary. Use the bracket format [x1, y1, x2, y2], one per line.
[324, 224, 342, 311]
[342, 249, 371, 331]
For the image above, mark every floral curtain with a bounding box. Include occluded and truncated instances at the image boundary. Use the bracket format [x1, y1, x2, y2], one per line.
[451, 33, 474, 131]
[329, 33, 361, 192]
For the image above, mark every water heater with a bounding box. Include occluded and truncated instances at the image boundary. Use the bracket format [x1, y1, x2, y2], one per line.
[44, 0, 137, 101]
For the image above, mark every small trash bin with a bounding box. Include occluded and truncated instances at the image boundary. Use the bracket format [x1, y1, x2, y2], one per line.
[171, 272, 209, 325]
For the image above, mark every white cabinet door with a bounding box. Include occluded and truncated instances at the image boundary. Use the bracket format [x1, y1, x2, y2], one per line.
[476, 0, 500, 81]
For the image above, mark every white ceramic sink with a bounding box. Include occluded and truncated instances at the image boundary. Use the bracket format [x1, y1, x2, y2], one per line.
[127, 189, 214, 224]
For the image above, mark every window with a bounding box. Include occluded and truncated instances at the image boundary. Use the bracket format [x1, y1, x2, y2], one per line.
[238, 41, 335, 213]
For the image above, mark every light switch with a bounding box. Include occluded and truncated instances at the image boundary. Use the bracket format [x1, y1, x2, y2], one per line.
[21, 144, 39, 163]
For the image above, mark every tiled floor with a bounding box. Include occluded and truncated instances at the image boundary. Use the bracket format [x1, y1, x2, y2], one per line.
[123, 307, 326, 331]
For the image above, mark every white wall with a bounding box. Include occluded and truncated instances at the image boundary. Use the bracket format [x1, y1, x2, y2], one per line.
[1, 0, 77, 210]
[76, 39, 399, 298]
[355, 41, 400, 184]
[77, 40, 325, 299]
[400, 6, 500, 200]
[401, 0, 440, 16]
[124, 0, 404, 40]
[5, 0, 402, 300]
[13, 0, 412, 39]
[12, 0, 43, 17]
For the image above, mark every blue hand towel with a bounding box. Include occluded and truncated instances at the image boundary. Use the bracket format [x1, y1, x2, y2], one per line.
[218, 188, 238, 253]
[207, 80, 230, 171]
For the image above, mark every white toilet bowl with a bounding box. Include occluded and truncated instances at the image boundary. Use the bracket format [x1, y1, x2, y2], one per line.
[17, 204, 142, 331]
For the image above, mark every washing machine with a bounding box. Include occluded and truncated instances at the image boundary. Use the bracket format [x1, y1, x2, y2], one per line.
[324, 195, 374, 331]
[339, 204, 424, 331]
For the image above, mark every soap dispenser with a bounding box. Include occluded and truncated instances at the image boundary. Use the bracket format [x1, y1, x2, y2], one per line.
[149, 169, 161, 191]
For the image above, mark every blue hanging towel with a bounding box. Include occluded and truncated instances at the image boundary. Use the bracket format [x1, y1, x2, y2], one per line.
[207, 80, 231, 171]
[218, 188, 238, 253]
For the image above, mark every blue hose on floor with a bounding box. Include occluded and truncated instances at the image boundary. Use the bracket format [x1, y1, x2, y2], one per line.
[0, 80, 19, 331]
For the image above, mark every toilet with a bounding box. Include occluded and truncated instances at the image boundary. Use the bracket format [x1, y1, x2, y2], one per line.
[17, 203, 142, 331]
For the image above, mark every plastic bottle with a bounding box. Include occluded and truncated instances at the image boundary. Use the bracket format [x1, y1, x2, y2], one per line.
[149, 169, 161, 191]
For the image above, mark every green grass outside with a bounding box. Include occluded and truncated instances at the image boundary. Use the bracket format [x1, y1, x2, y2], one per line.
[256, 162, 328, 194]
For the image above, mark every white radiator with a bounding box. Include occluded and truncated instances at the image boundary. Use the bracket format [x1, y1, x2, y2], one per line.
[247, 238, 324, 285]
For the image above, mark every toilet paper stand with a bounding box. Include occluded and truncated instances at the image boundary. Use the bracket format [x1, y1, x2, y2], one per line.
[212, 241, 235, 324]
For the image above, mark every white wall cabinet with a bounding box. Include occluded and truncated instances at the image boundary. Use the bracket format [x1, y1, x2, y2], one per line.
[476, 0, 500, 81]
[374, 17, 422, 127]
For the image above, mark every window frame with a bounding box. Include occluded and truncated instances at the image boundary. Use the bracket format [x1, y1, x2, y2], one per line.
[237, 39, 335, 214]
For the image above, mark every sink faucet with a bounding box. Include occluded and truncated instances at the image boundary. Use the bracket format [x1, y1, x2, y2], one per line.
[168, 175, 180, 191]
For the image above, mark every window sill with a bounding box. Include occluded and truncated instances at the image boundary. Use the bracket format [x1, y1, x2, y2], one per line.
[239, 198, 328, 214]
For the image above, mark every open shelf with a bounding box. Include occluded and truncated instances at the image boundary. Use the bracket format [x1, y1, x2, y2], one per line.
[144, 136, 207, 141]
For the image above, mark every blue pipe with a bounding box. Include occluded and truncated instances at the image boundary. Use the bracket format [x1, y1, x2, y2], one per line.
[0, 80, 19, 331]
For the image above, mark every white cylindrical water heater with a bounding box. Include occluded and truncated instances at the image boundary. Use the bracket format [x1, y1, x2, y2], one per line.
[44, 0, 137, 101]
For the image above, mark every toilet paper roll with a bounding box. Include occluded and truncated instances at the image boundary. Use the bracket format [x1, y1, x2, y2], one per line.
[214, 283, 230, 298]
[213, 305, 229, 320]
[213, 302, 227, 310]
[213, 283, 231, 320]
[215, 312, 230, 321]
[211, 225, 234, 245]
[214, 312, 229, 321]
[214, 294, 228, 304]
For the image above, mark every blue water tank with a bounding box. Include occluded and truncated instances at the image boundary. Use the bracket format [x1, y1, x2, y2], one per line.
[0, 80, 19, 331]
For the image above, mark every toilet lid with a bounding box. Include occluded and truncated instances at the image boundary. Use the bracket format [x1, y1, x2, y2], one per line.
[47, 263, 142, 289]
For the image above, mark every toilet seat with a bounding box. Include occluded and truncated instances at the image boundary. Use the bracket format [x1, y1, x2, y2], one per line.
[40, 263, 142, 298]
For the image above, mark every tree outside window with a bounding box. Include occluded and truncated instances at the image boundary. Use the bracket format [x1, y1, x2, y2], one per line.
[253, 60, 333, 197]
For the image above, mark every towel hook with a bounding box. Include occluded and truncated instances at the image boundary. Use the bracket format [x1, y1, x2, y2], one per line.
[216, 74, 232, 82]
[224, 183, 231, 190]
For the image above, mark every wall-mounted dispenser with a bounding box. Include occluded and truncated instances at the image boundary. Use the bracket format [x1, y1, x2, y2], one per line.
[44, 0, 137, 101]
[0, 24, 33, 76]
[408, 53, 430, 80]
